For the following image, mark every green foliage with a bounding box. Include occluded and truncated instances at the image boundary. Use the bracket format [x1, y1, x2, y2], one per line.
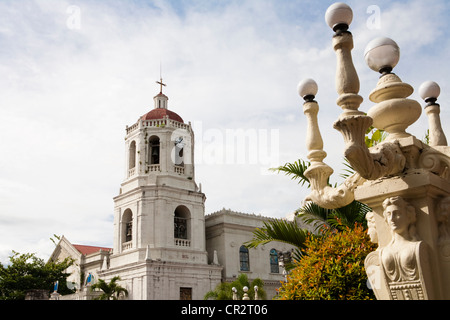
[270, 159, 311, 187]
[365, 127, 387, 148]
[204, 282, 233, 300]
[244, 219, 308, 262]
[0, 251, 74, 300]
[297, 200, 371, 232]
[90, 276, 128, 300]
[261, 124, 386, 300]
[422, 129, 430, 145]
[339, 158, 355, 180]
[277, 223, 377, 300]
[49, 234, 62, 247]
[204, 274, 266, 300]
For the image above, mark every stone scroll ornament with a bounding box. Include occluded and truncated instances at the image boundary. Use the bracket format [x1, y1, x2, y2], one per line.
[365, 196, 433, 300]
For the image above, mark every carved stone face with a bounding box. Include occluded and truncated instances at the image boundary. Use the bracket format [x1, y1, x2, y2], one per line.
[384, 204, 410, 236]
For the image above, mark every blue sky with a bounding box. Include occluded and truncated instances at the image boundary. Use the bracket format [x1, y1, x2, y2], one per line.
[0, 0, 449, 262]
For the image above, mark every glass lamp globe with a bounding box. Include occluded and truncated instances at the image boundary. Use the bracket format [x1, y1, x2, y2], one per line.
[364, 37, 400, 74]
[297, 78, 318, 101]
[419, 81, 440, 102]
[325, 2, 353, 31]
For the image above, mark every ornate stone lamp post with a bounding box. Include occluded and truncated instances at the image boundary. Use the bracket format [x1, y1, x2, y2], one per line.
[298, 2, 450, 300]
[419, 81, 448, 147]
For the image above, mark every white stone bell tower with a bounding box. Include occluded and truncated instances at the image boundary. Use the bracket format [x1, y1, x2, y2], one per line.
[111, 78, 207, 264]
[100, 79, 221, 300]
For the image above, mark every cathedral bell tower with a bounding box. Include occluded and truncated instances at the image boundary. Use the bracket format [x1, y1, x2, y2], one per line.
[111, 78, 208, 265]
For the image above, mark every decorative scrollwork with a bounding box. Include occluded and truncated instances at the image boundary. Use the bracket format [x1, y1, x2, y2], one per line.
[418, 147, 450, 181]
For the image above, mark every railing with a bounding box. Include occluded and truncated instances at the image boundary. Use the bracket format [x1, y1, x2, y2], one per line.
[174, 166, 185, 174]
[147, 164, 161, 172]
[168, 120, 190, 130]
[128, 165, 185, 176]
[126, 118, 191, 135]
[122, 241, 132, 251]
[126, 122, 139, 134]
[143, 119, 168, 128]
[174, 238, 191, 247]
[129, 165, 186, 176]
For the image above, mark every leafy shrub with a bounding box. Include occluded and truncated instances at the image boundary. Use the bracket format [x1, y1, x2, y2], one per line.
[277, 223, 376, 300]
[0, 251, 74, 300]
[204, 273, 266, 300]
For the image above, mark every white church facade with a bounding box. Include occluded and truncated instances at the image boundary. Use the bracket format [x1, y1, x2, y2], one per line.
[50, 80, 296, 300]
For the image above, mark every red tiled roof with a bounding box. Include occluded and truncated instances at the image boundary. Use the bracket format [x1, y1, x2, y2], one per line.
[73, 244, 112, 255]
[141, 108, 184, 123]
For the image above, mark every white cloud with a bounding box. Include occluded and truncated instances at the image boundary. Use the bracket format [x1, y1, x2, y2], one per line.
[0, 0, 449, 262]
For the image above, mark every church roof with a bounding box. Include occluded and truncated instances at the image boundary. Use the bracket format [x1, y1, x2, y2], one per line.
[154, 92, 168, 99]
[141, 108, 184, 123]
[73, 244, 112, 255]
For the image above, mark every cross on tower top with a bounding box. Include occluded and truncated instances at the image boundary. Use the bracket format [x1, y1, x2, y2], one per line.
[156, 78, 166, 94]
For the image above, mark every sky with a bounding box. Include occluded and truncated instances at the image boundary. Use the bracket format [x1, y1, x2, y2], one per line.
[0, 0, 449, 263]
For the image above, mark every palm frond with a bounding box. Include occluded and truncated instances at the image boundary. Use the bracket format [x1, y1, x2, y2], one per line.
[296, 202, 333, 233]
[298, 200, 371, 232]
[269, 159, 310, 187]
[339, 158, 355, 180]
[244, 218, 309, 251]
[90, 276, 128, 300]
[331, 200, 371, 230]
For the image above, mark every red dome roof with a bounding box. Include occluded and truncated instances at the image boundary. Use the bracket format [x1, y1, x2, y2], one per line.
[141, 108, 184, 123]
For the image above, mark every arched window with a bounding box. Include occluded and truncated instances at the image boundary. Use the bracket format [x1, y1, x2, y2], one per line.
[174, 206, 190, 240]
[129, 141, 136, 170]
[270, 249, 279, 273]
[149, 136, 160, 165]
[239, 245, 250, 271]
[122, 209, 133, 244]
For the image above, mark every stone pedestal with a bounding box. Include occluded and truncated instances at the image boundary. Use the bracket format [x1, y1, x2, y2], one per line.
[356, 138, 450, 300]
[50, 291, 61, 300]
